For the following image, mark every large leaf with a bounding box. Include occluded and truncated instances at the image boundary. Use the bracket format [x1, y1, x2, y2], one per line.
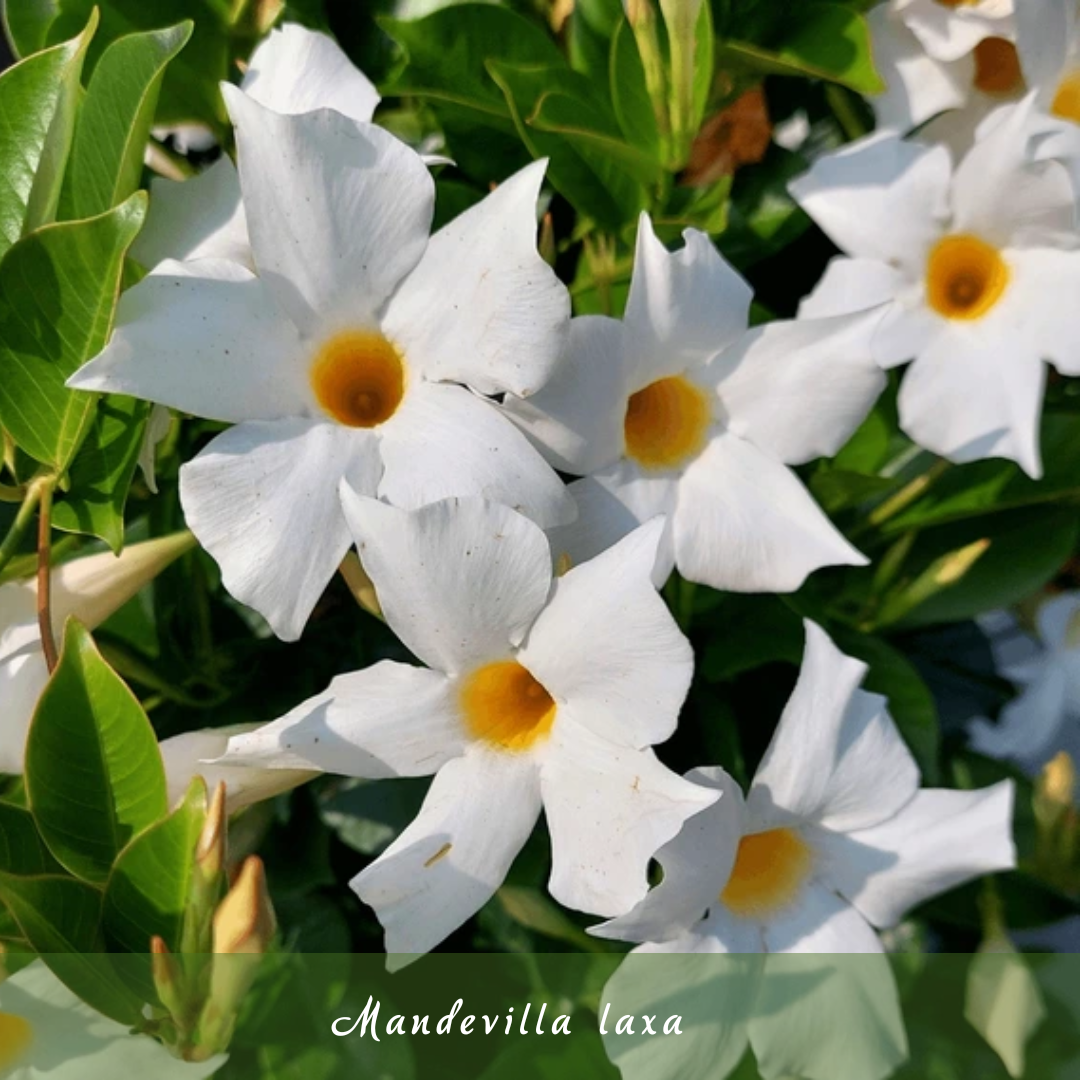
[716, 3, 884, 96]
[0, 803, 64, 875]
[2, 0, 61, 56]
[60, 21, 193, 220]
[0, 872, 144, 1024]
[52, 394, 149, 550]
[25, 618, 168, 885]
[0, 13, 94, 259]
[0, 192, 146, 468]
[609, 18, 660, 160]
[103, 777, 207, 954]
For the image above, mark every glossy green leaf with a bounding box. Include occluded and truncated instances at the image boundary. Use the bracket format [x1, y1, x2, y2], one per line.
[25, 618, 168, 885]
[60, 21, 193, 220]
[2, 0, 61, 57]
[0, 803, 64, 875]
[52, 394, 150, 551]
[0, 13, 94, 259]
[103, 777, 207, 954]
[0, 872, 144, 1024]
[0, 192, 146, 468]
[610, 18, 659, 159]
[716, 3, 884, 96]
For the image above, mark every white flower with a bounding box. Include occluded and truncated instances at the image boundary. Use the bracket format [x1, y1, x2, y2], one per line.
[792, 98, 1080, 478]
[219, 493, 715, 962]
[0, 960, 225, 1079]
[969, 592, 1080, 768]
[591, 621, 1016, 953]
[132, 23, 382, 270]
[504, 212, 879, 593]
[0, 535, 194, 775]
[891, 0, 1014, 63]
[69, 95, 573, 642]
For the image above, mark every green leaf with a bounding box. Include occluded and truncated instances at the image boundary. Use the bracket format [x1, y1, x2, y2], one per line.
[60, 21, 193, 220]
[716, 3, 884, 95]
[0, 871, 144, 1024]
[103, 777, 207, 954]
[2, 0, 61, 57]
[691, 0, 715, 134]
[25, 618, 168, 885]
[0, 192, 146, 468]
[610, 18, 659, 159]
[0, 12, 95, 259]
[0, 803, 64, 875]
[52, 394, 150, 550]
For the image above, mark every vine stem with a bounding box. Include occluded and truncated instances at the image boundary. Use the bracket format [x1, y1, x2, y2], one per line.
[36, 479, 58, 673]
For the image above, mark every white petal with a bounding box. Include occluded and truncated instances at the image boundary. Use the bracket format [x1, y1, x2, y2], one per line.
[223, 86, 433, 332]
[1002, 246, 1080, 377]
[520, 518, 693, 748]
[382, 160, 569, 397]
[798, 257, 906, 319]
[901, 0, 1014, 61]
[591, 766, 744, 944]
[0, 652, 48, 774]
[220, 660, 464, 778]
[376, 380, 574, 528]
[68, 259, 308, 423]
[501, 315, 629, 474]
[897, 318, 1046, 477]
[132, 157, 252, 270]
[748, 621, 920, 833]
[672, 433, 867, 593]
[623, 213, 752, 384]
[870, 299, 942, 368]
[967, 665, 1068, 764]
[761, 881, 884, 953]
[1015, 0, 1071, 90]
[241, 24, 380, 122]
[545, 466, 679, 587]
[351, 748, 541, 960]
[339, 492, 552, 676]
[1038, 591, 1080, 650]
[713, 312, 887, 465]
[828, 782, 1016, 928]
[749, 950, 906, 1080]
[867, 7, 969, 132]
[789, 134, 950, 275]
[951, 96, 1076, 243]
[180, 418, 376, 641]
[541, 716, 718, 917]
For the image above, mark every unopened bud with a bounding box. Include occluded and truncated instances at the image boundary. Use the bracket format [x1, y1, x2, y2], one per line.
[151, 936, 187, 1022]
[197, 782, 228, 880]
[213, 857, 276, 956]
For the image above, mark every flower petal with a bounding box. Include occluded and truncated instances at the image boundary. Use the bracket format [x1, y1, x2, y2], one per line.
[672, 434, 866, 593]
[591, 766, 744, 944]
[241, 23, 380, 122]
[712, 312, 887, 465]
[789, 133, 950, 275]
[501, 315, 629, 474]
[0, 652, 48, 774]
[223, 85, 434, 331]
[180, 418, 377, 641]
[748, 621, 920, 833]
[900, 0, 1013, 61]
[1015, 0, 1072, 90]
[68, 259, 308, 423]
[377, 380, 574, 527]
[897, 319, 1046, 478]
[541, 716, 719, 916]
[133, 157, 251, 270]
[760, 880, 884, 953]
[351, 747, 541, 961]
[220, 660, 464, 778]
[797, 257, 907, 319]
[1001, 246, 1080, 377]
[339, 492, 553, 676]
[1038, 591, 1080, 650]
[623, 214, 752, 385]
[520, 518, 692, 748]
[382, 159, 569, 397]
[823, 783, 1016, 928]
[968, 665, 1069, 764]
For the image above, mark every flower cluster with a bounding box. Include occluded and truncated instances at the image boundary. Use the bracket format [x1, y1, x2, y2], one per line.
[52, 23, 1026, 964]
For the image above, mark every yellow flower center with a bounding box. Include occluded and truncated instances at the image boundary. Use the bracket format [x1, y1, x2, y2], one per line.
[460, 660, 557, 752]
[934, 0, 975, 6]
[973, 38, 1024, 96]
[310, 330, 406, 428]
[925, 234, 1009, 320]
[720, 828, 812, 918]
[1052, 69, 1080, 123]
[0, 1012, 33, 1070]
[624, 375, 712, 470]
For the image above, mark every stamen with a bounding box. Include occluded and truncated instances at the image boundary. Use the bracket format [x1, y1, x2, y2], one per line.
[624, 375, 712, 470]
[310, 330, 406, 428]
[925, 234, 1009, 320]
[720, 828, 812, 918]
[460, 660, 557, 752]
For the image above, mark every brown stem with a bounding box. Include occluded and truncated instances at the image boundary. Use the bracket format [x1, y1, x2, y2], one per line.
[37, 481, 58, 673]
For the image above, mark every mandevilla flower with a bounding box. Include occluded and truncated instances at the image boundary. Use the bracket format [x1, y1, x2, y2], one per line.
[220, 494, 715, 962]
[792, 97, 1080, 477]
[0, 960, 225, 1078]
[591, 621, 1016, 952]
[505, 213, 881, 592]
[69, 95, 573, 641]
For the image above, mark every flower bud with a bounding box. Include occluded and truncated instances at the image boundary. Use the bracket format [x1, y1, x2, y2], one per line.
[213, 857, 276, 957]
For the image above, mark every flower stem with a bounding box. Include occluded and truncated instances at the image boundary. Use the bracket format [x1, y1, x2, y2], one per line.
[37, 478, 59, 673]
[0, 477, 46, 579]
